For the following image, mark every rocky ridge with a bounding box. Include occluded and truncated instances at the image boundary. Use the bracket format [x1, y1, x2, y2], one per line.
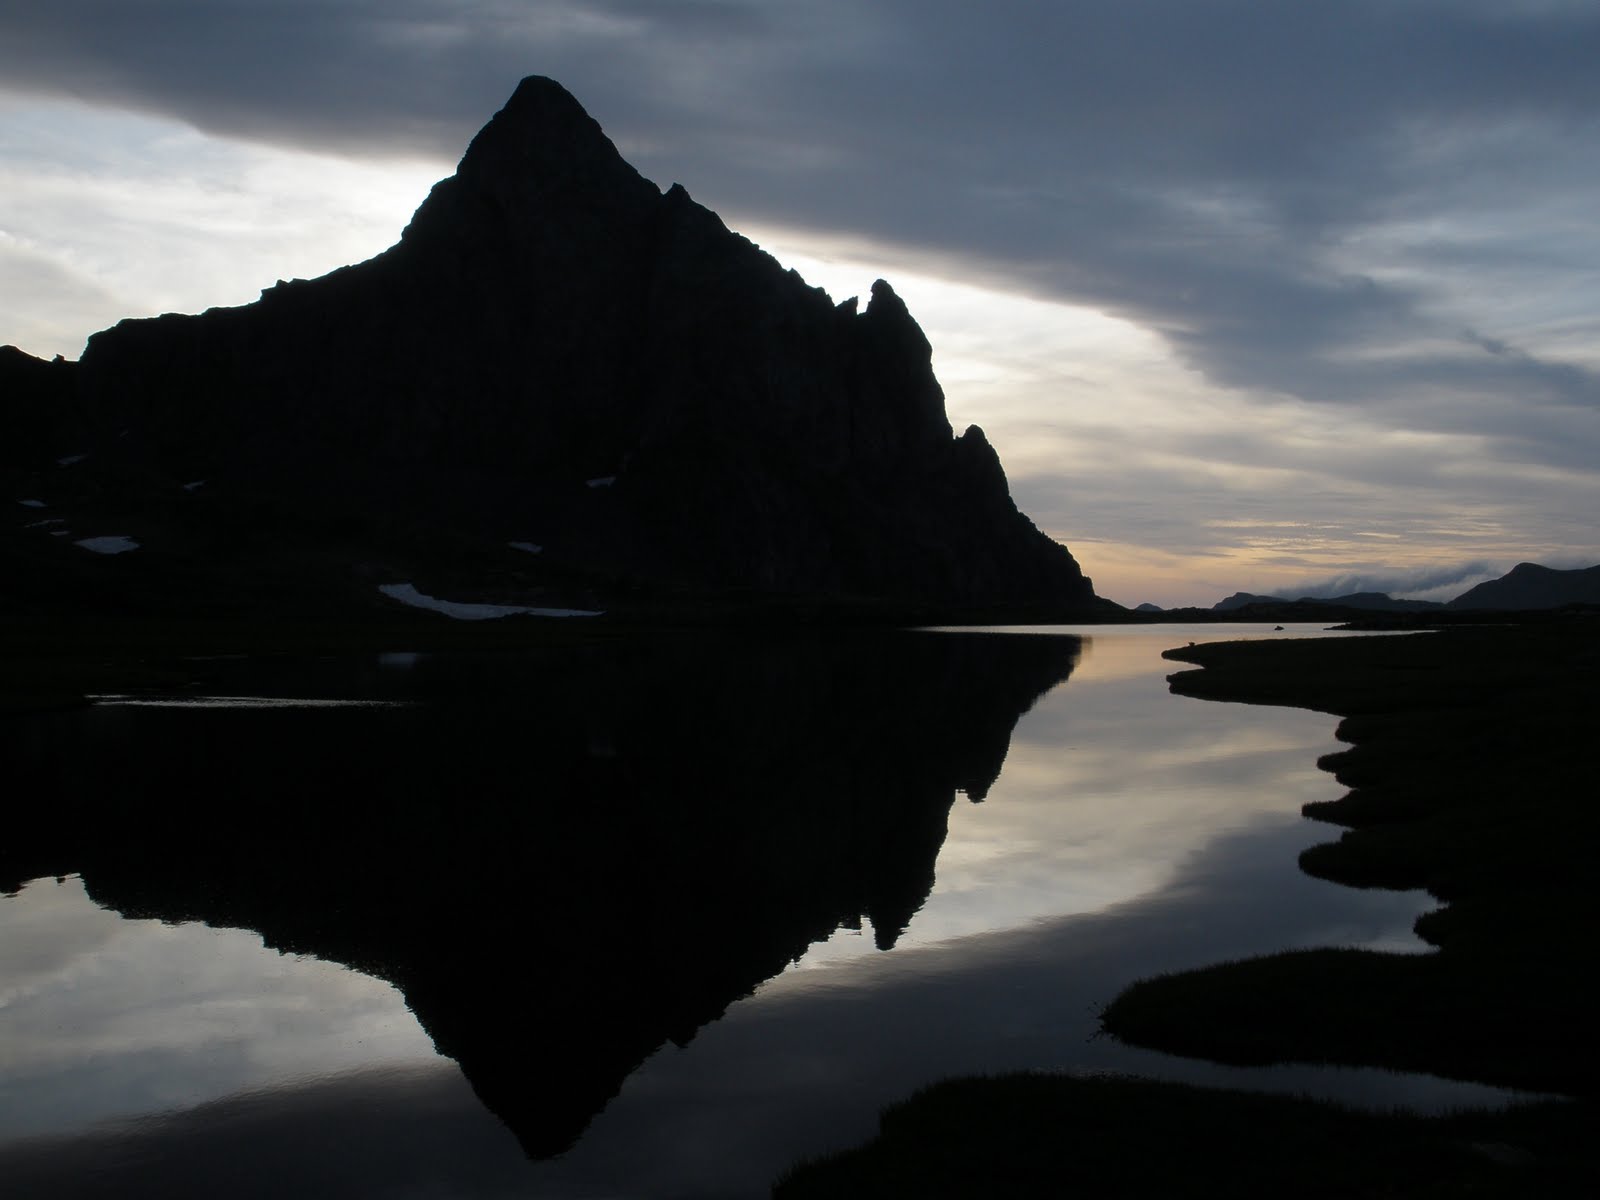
[3, 77, 1097, 619]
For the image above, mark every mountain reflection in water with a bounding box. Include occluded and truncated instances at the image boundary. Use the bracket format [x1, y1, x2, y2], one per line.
[2, 630, 1080, 1163]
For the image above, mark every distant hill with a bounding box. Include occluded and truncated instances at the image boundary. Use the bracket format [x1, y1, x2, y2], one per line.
[1134, 602, 1164, 613]
[1448, 563, 1600, 610]
[1213, 590, 1442, 613]
[1204, 564, 1600, 617]
[1213, 592, 1280, 611]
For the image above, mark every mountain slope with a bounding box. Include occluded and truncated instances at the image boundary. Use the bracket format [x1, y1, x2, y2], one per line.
[1448, 562, 1600, 611]
[6, 76, 1096, 617]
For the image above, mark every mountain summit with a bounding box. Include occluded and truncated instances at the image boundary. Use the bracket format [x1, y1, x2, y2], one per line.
[5, 76, 1096, 617]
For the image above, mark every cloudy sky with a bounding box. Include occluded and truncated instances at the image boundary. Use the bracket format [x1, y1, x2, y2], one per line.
[3, 1, 1598, 606]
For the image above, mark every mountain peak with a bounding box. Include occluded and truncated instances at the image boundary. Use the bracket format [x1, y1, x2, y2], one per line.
[404, 74, 657, 245]
[469, 75, 614, 161]
[41, 76, 1098, 617]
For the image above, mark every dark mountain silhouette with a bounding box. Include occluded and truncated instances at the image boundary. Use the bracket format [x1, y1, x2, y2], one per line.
[2, 77, 1096, 618]
[1447, 561, 1600, 610]
[1, 630, 1080, 1158]
[0, 347, 81, 467]
[1212, 592, 1279, 611]
[1212, 590, 1442, 613]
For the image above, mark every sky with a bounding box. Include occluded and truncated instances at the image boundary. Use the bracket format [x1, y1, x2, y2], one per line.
[3, 1, 1599, 607]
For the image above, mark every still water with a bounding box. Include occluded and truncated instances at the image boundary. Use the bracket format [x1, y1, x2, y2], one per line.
[0, 625, 1518, 1197]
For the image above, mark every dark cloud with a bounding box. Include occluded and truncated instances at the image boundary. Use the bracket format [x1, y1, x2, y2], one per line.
[3, 0, 1600, 481]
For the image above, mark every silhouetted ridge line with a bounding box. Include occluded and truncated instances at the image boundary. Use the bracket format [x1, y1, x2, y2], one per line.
[1447, 561, 1600, 610]
[3, 75, 1098, 618]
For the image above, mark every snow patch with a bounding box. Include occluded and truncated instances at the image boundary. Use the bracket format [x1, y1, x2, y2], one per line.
[18, 499, 46, 508]
[377, 583, 602, 621]
[57, 453, 88, 466]
[24, 517, 65, 528]
[585, 475, 616, 489]
[183, 480, 206, 491]
[508, 541, 543, 555]
[75, 536, 141, 555]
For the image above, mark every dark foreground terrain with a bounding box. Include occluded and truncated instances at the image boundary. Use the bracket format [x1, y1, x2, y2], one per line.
[779, 621, 1599, 1197]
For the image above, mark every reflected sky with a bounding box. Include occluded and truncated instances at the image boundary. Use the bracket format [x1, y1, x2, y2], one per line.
[793, 624, 1423, 964]
[0, 624, 1521, 1198]
[0, 875, 439, 1145]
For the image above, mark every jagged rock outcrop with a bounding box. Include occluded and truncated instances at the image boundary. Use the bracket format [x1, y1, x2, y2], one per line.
[20, 76, 1095, 614]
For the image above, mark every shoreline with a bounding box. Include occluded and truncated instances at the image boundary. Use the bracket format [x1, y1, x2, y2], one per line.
[778, 621, 1599, 1195]
[1101, 625, 1598, 1095]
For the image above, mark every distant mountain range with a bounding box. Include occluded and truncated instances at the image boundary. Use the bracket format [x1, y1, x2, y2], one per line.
[1212, 590, 1445, 614]
[1133, 561, 1600, 615]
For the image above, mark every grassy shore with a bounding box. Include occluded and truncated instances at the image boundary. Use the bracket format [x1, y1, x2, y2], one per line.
[778, 620, 1600, 1196]
[774, 1073, 1591, 1198]
[0, 595, 1132, 717]
[0, 612, 621, 715]
[1106, 623, 1599, 1094]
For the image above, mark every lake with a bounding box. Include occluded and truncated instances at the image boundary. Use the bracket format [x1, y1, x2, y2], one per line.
[0, 624, 1526, 1198]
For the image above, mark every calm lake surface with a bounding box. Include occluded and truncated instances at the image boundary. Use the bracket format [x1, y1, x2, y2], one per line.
[0, 624, 1523, 1198]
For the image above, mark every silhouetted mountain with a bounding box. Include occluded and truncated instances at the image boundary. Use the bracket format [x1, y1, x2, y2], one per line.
[1212, 592, 1279, 611]
[1212, 590, 1442, 614]
[3, 77, 1096, 618]
[0, 347, 81, 467]
[1, 630, 1080, 1158]
[1447, 562, 1600, 610]
[1133, 602, 1163, 613]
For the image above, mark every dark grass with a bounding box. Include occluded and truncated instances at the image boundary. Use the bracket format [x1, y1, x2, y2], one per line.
[0, 612, 622, 715]
[1106, 622, 1600, 1096]
[0, 596, 1122, 717]
[774, 1073, 1596, 1198]
[0, 608, 930, 715]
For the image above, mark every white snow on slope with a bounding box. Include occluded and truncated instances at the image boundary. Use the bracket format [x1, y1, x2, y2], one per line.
[508, 541, 543, 555]
[585, 476, 616, 488]
[75, 536, 140, 555]
[18, 499, 46, 508]
[57, 453, 88, 466]
[377, 582, 601, 621]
